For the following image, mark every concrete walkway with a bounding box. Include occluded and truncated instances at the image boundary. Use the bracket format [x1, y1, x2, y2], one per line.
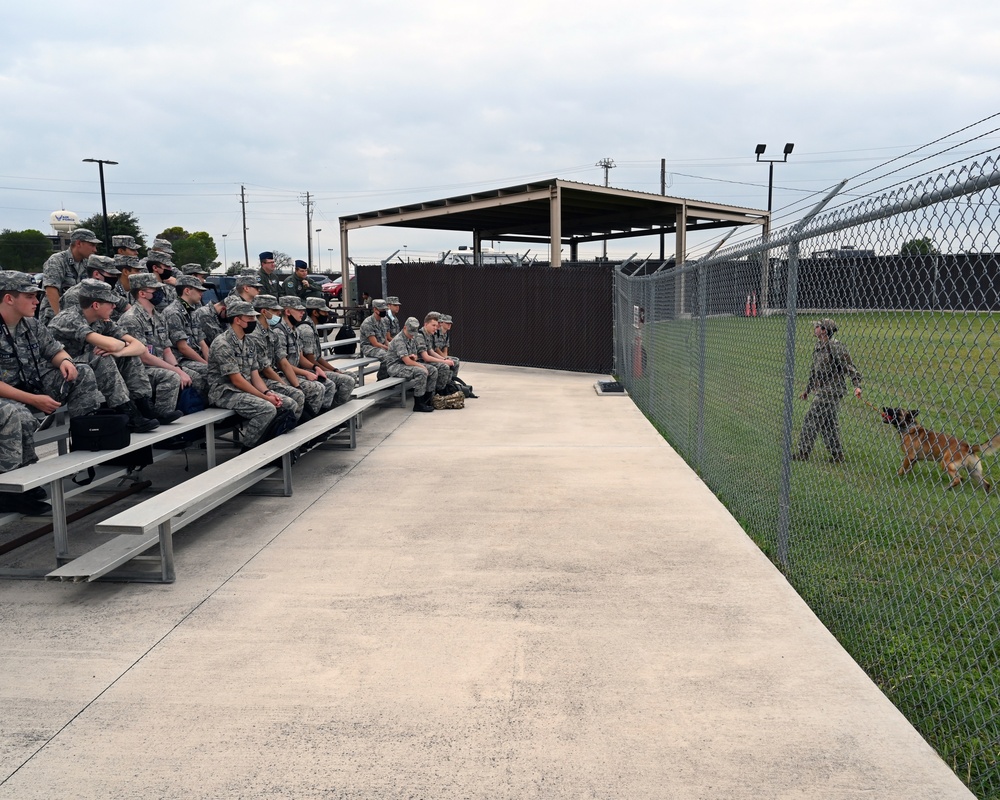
[0, 364, 973, 799]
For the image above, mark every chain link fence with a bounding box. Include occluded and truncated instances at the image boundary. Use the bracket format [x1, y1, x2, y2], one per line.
[617, 155, 1000, 797]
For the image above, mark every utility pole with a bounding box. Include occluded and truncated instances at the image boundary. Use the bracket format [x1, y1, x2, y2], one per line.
[596, 158, 616, 260]
[301, 192, 313, 267]
[240, 185, 250, 268]
[660, 158, 666, 261]
[82, 158, 117, 255]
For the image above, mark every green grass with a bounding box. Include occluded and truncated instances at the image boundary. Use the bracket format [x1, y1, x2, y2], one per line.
[628, 311, 1000, 798]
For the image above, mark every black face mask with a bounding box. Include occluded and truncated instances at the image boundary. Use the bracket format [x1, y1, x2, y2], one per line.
[103, 274, 118, 287]
[160, 268, 173, 280]
[243, 320, 257, 335]
[151, 289, 165, 306]
[291, 316, 307, 327]
[216, 313, 227, 325]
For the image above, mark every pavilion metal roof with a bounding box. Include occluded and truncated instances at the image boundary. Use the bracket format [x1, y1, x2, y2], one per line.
[339, 178, 767, 245]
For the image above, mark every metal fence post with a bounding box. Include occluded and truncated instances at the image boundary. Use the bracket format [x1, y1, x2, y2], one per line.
[696, 262, 706, 472]
[776, 237, 799, 570]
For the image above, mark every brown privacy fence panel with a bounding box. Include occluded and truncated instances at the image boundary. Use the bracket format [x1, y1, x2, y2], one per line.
[357, 262, 614, 373]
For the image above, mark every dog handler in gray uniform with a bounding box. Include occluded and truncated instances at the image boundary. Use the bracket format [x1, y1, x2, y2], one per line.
[792, 317, 863, 464]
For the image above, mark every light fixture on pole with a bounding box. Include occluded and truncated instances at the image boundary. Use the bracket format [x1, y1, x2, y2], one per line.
[315, 229, 322, 270]
[754, 143, 794, 220]
[82, 158, 118, 254]
[595, 157, 616, 260]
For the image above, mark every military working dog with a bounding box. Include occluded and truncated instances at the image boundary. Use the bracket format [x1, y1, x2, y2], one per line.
[881, 407, 1000, 492]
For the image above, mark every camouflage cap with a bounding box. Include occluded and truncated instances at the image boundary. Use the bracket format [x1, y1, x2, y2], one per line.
[235, 274, 263, 288]
[69, 228, 102, 244]
[224, 296, 258, 317]
[386, 296, 400, 305]
[814, 318, 838, 334]
[253, 294, 281, 310]
[77, 278, 118, 303]
[111, 235, 139, 250]
[425, 311, 441, 321]
[86, 254, 120, 275]
[304, 297, 328, 310]
[279, 295, 306, 311]
[0, 270, 42, 293]
[404, 317, 420, 333]
[439, 314, 453, 323]
[175, 275, 207, 291]
[113, 255, 142, 271]
[146, 251, 174, 268]
[152, 238, 175, 255]
[372, 299, 387, 310]
[181, 263, 209, 275]
[129, 273, 164, 291]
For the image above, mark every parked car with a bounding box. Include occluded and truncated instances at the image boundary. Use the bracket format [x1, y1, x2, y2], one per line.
[322, 277, 343, 299]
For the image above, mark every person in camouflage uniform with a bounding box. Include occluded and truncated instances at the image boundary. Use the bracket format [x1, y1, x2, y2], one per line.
[49, 279, 160, 432]
[38, 228, 102, 323]
[247, 294, 306, 420]
[417, 312, 457, 395]
[146, 250, 177, 312]
[162, 275, 210, 398]
[793, 318, 863, 464]
[190, 296, 228, 347]
[256, 252, 284, 298]
[60, 255, 129, 321]
[298, 297, 355, 406]
[386, 317, 434, 413]
[206, 297, 283, 448]
[360, 299, 391, 360]
[113, 254, 143, 306]
[0, 271, 102, 512]
[118, 273, 190, 422]
[434, 313, 461, 377]
[230, 273, 263, 301]
[386, 296, 402, 338]
[112, 235, 140, 258]
[272, 296, 330, 414]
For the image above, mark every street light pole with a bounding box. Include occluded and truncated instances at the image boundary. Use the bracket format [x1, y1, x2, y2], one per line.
[315, 229, 322, 270]
[222, 234, 228, 270]
[753, 143, 794, 316]
[82, 158, 118, 255]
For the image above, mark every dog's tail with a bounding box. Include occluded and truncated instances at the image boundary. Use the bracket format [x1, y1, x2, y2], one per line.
[973, 432, 1000, 457]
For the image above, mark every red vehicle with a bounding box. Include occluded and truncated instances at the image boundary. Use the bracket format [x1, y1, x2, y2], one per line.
[322, 277, 342, 298]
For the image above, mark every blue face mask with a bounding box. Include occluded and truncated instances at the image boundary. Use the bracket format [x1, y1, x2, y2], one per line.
[151, 289, 165, 306]
[268, 314, 281, 325]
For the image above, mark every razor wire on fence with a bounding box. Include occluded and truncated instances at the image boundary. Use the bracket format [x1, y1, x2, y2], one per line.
[617, 154, 1000, 798]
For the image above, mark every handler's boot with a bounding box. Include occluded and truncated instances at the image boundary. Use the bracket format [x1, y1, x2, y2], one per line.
[137, 395, 181, 425]
[114, 401, 160, 433]
[413, 394, 433, 413]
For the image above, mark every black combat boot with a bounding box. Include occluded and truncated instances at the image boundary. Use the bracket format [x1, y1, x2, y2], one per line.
[114, 401, 160, 433]
[137, 395, 181, 425]
[413, 394, 433, 413]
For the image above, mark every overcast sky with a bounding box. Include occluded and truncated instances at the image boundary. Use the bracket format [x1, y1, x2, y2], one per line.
[2, 0, 998, 270]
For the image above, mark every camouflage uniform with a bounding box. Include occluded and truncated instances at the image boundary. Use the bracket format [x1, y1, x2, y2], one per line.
[416, 328, 447, 391]
[117, 303, 183, 418]
[385, 331, 430, 395]
[49, 305, 149, 409]
[271, 320, 328, 413]
[190, 304, 226, 347]
[299, 316, 355, 406]
[61, 280, 129, 320]
[434, 322, 460, 376]
[246, 325, 305, 420]
[207, 327, 276, 448]
[162, 297, 209, 398]
[359, 313, 390, 360]
[38, 249, 88, 323]
[797, 333, 862, 460]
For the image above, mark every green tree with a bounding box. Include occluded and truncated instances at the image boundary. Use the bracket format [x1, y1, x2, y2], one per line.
[0, 229, 53, 272]
[226, 260, 246, 276]
[174, 231, 219, 268]
[79, 211, 147, 255]
[157, 226, 188, 244]
[900, 237, 939, 256]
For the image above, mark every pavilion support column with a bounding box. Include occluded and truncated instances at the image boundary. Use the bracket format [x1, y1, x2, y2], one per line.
[550, 186, 562, 268]
[339, 223, 353, 305]
[675, 205, 687, 317]
[473, 230, 481, 266]
[569, 241, 578, 261]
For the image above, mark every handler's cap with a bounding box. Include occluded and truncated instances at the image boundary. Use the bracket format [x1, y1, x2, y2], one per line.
[372, 299, 387, 310]
[111, 234, 139, 251]
[235, 274, 263, 288]
[175, 275, 207, 291]
[304, 297, 328, 310]
[439, 314, 453, 323]
[404, 316, 420, 333]
[279, 295, 306, 310]
[152, 238, 175, 255]
[253, 294, 282, 310]
[129, 273, 164, 291]
[69, 228, 102, 244]
[0, 270, 42, 293]
[86, 254, 120, 275]
[814, 317, 838, 334]
[293, 259, 308, 271]
[386, 296, 400, 305]
[224, 296, 258, 317]
[114, 255, 141, 271]
[78, 278, 119, 303]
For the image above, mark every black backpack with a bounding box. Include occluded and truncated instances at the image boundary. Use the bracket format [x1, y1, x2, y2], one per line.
[333, 323, 357, 356]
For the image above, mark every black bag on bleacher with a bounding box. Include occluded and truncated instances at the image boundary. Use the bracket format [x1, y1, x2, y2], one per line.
[70, 410, 130, 452]
[333, 323, 357, 356]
